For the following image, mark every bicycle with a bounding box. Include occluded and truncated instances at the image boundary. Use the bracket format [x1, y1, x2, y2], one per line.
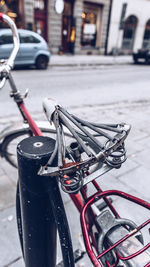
[0, 13, 150, 267]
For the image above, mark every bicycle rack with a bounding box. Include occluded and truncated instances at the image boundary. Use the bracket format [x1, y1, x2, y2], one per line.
[81, 189, 150, 267]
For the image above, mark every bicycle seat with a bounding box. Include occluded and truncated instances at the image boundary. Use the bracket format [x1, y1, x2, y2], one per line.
[39, 98, 131, 192]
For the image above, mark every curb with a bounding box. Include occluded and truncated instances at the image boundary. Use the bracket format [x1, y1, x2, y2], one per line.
[49, 61, 133, 67]
[49, 55, 133, 67]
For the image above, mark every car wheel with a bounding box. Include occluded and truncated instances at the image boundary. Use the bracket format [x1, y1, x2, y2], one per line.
[145, 57, 149, 64]
[35, 55, 48, 69]
[133, 57, 138, 64]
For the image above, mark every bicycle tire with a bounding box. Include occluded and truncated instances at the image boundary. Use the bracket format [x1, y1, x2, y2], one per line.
[1, 127, 102, 170]
[1, 128, 56, 168]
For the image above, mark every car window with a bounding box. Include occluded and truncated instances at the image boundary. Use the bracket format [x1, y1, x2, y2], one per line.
[0, 34, 13, 45]
[20, 34, 40, 44]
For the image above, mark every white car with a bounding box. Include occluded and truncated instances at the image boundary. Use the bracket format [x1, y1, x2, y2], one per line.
[0, 29, 50, 69]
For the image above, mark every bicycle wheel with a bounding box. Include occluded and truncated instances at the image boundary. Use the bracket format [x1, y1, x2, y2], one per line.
[1, 127, 61, 168]
[1, 127, 102, 170]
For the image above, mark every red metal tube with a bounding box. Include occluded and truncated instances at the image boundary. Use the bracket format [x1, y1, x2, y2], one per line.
[20, 102, 43, 136]
[92, 179, 120, 218]
[97, 219, 150, 259]
[116, 243, 150, 261]
[69, 193, 84, 212]
[81, 190, 150, 266]
[0, 13, 3, 20]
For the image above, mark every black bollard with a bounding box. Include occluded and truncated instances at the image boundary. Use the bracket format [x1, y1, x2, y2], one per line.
[17, 136, 75, 267]
[17, 136, 57, 267]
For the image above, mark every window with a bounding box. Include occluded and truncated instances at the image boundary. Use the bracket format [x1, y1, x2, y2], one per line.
[0, 34, 13, 45]
[81, 12, 97, 47]
[34, 0, 45, 10]
[20, 34, 40, 44]
[122, 15, 138, 51]
[81, 3, 102, 49]
[143, 20, 150, 49]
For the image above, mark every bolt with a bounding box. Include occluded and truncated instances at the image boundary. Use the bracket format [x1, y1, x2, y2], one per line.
[33, 142, 43, 148]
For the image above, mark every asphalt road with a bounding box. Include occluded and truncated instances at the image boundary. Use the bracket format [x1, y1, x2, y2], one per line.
[0, 64, 150, 118]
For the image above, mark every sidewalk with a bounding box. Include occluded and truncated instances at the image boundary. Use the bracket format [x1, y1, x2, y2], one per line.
[50, 54, 133, 67]
[0, 101, 150, 266]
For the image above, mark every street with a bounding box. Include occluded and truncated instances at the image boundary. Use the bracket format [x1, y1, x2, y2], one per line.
[0, 64, 150, 117]
[0, 63, 150, 266]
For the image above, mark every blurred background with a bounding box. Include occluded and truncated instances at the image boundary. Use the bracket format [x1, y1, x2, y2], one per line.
[0, 0, 150, 57]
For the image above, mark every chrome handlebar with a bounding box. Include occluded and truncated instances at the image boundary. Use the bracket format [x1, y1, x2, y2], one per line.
[0, 13, 20, 89]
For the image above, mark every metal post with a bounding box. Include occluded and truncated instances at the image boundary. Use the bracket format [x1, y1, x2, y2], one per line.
[17, 136, 57, 267]
[46, 176, 75, 267]
[17, 135, 75, 267]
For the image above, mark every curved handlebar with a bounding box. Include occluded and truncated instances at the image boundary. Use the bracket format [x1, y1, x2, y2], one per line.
[0, 13, 20, 89]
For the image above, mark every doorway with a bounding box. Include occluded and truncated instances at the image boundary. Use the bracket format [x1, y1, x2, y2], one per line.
[34, 0, 48, 41]
[61, 0, 75, 53]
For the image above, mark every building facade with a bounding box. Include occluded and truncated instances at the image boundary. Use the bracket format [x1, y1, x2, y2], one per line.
[0, 0, 111, 55]
[48, 0, 110, 54]
[107, 0, 150, 54]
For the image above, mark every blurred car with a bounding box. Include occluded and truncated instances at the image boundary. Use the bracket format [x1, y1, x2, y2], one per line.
[0, 29, 50, 69]
[133, 46, 150, 64]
